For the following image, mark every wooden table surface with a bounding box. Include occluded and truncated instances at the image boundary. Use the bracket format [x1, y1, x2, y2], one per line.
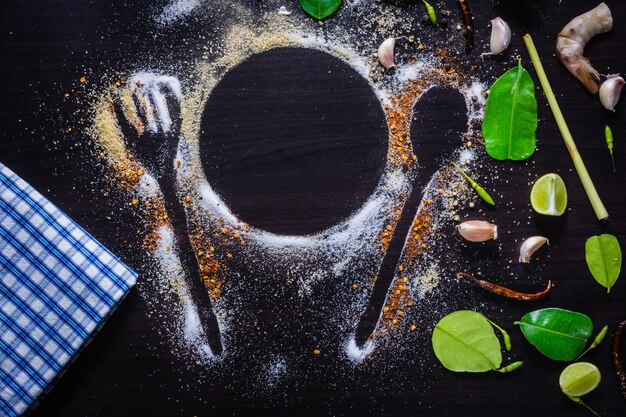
[1, 1, 626, 416]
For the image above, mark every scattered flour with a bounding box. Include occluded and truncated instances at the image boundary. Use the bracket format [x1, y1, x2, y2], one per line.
[345, 337, 375, 363]
[157, 0, 202, 25]
[418, 263, 442, 299]
[128, 72, 183, 134]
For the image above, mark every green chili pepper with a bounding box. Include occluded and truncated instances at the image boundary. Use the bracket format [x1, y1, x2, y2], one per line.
[592, 325, 609, 347]
[451, 162, 496, 206]
[605, 125, 616, 173]
[495, 361, 523, 373]
[421, 0, 437, 25]
[576, 325, 609, 360]
[487, 318, 511, 351]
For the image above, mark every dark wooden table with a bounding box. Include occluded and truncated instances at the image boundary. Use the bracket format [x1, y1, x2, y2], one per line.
[1, 1, 625, 416]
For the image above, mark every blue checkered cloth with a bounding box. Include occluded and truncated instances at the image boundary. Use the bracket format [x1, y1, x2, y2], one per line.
[0, 162, 137, 417]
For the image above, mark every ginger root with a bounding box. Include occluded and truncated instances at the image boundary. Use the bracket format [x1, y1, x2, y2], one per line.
[556, 2, 613, 94]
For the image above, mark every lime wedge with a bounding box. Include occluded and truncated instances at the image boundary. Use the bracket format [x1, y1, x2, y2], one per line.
[530, 173, 567, 216]
[559, 362, 601, 397]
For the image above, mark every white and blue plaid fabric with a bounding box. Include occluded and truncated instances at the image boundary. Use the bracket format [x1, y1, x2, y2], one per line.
[0, 162, 137, 417]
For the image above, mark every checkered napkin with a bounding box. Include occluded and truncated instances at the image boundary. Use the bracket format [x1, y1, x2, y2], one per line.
[0, 163, 137, 417]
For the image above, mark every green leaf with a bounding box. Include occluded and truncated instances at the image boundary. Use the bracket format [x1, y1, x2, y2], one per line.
[482, 59, 538, 161]
[299, 0, 342, 20]
[516, 308, 593, 361]
[585, 234, 622, 293]
[432, 310, 502, 372]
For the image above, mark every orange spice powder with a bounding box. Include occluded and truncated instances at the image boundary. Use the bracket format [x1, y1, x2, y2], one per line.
[374, 59, 469, 338]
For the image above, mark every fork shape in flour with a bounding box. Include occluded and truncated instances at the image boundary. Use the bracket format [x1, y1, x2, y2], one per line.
[115, 72, 224, 356]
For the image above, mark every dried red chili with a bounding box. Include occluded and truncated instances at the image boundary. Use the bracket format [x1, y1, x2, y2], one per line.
[458, 0, 474, 52]
[457, 272, 552, 301]
[613, 319, 626, 400]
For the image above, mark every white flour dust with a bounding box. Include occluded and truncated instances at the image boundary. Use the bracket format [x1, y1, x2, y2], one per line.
[157, 0, 203, 25]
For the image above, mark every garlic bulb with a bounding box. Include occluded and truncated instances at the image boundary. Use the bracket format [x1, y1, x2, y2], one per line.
[519, 236, 548, 263]
[599, 75, 624, 111]
[457, 220, 498, 242]
[488, 17, 511, 55]
[377, 38, 396, 69]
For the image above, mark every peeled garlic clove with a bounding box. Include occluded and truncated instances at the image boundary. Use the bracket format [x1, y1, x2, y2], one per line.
[377, 38, 396, 69]
[488, 17, 511, 55]
[457, 220, 498, 242]
[519, 236, 549, 263]
[599, 75, 624, 111]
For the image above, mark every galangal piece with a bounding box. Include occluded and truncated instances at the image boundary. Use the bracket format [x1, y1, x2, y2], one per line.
[556, 2, 613, 94]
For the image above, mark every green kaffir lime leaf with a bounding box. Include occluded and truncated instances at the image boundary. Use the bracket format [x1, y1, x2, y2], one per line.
[299, 0, 342, 20]
[585, 234, 622, 293]
[483, 59, 538, 161]
[516, 308, 593, 361]
[432, 310, 502, 372]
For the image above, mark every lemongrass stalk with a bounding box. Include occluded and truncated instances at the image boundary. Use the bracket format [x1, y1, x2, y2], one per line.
[523, 34, 609, 221]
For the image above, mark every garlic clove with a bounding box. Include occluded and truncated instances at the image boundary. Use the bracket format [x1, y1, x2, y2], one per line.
[599, 75, 624, 112]
[489, 17, 511, 55]
[278, 6, 291, 15]
[457, 220, 498, 242]
[377, 38, 396, 69]
[519, 236, 549, 263]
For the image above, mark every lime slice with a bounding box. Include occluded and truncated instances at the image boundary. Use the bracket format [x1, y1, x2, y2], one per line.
[530, 173, 567, 216]
[559, 362, 601, 397]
